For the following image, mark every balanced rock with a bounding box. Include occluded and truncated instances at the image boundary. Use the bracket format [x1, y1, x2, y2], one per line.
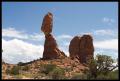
[69, 34, 94, 63]
[43, 34, 66, 59]
[41, 12, 66, 59]
[41, 12, 53, 35]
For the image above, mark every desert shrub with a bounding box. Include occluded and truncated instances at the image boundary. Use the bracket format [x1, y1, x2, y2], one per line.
[64, 67, 72, 72]
[71, 73, 87, 80]
[107, 70, 119, 80]
[10, 66, 20, 75]
[22, 73, 35, 78]
[40, 64, 56, 74]
[96, 74, 109, 80]
[96, 54, 114, 75]
[49, 67, 65, 79]
[17, 62, 24, 66]
[72, 63, 76, 67]
[33, 73, 46, 79]
[95, 70, 119, 80]
[83, 54, 118, 80]
[6, 68, 11, 74]
[13, 74, 23, 79]
[87, 58, 97, 78]
[86, 54, 118, 78]
[22, 65, 29, 71]
[33, 73, 52, 79]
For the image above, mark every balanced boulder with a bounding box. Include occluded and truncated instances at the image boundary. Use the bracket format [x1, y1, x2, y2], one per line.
[41, 12, 53, 35]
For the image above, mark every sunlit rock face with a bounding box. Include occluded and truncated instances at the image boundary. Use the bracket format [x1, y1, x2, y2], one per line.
[41, 12, 53, 35]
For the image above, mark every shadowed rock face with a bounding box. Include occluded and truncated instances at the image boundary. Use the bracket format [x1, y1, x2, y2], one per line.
[79, 35, 94, 63]
[43, 34, 66, 59]
[69, 36, 80, 59]
[69, 34, 94, 63]
[41, 12, 66, 59]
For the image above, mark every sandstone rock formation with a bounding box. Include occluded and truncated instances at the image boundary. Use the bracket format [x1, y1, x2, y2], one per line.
[41, 12, 66, 59]
[43, 33, 66, 59]
[69, 34, 94, 63]
[69, 36, 80, 59]
[79, 35, 94, 63]
[41, 12, 53, 35]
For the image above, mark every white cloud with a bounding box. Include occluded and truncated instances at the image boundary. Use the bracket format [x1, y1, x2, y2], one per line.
[59, 46, 69, 57]
[2, 38, 44, 64]
[64, 51, 69, 57]
[2, 27, 118, 64]
[80, 32, 93, 35]
[2, 37, 118, 64]
[29, 33, 44, 41]
[63, 42, 70, 46]
[102, 17, 115, 25]
[2, 27, 44, 41]
[2, 37, 71, 64]
[93, 29, 117, 36]
[2, 27, 28, 39]
[2, 28, 73, 64]
[94, 39, 118, 51]
[94, 48, 118, 60]
[57, 34, 73, 40]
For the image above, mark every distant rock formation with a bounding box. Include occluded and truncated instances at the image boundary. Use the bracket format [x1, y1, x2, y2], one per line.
[69, 34, 94, 63]
[41, 12, 66, 59]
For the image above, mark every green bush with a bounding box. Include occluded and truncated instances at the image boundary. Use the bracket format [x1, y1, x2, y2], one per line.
[22, 65, 29, 71]
[40, 64, 56, 74]
[6, 69, 11, 74]
[107, 70, 119, 80]
[64, 67, 72, 72]
[95, 70, 118, 80]
[10, 66, 20, 75]
[17, 62, 24, 66]
[81, 54, 118, 80]
[71, 73, 87, 80]
[13, 74, 23, 79]
[49, 67, 65, 79]
[33, 73, 46, 79]
[96, 74, 109, 80]
[86, 54, 118, 78]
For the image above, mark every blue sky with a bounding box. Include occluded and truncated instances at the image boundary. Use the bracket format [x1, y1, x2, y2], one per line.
[2, 2, 118, 64]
